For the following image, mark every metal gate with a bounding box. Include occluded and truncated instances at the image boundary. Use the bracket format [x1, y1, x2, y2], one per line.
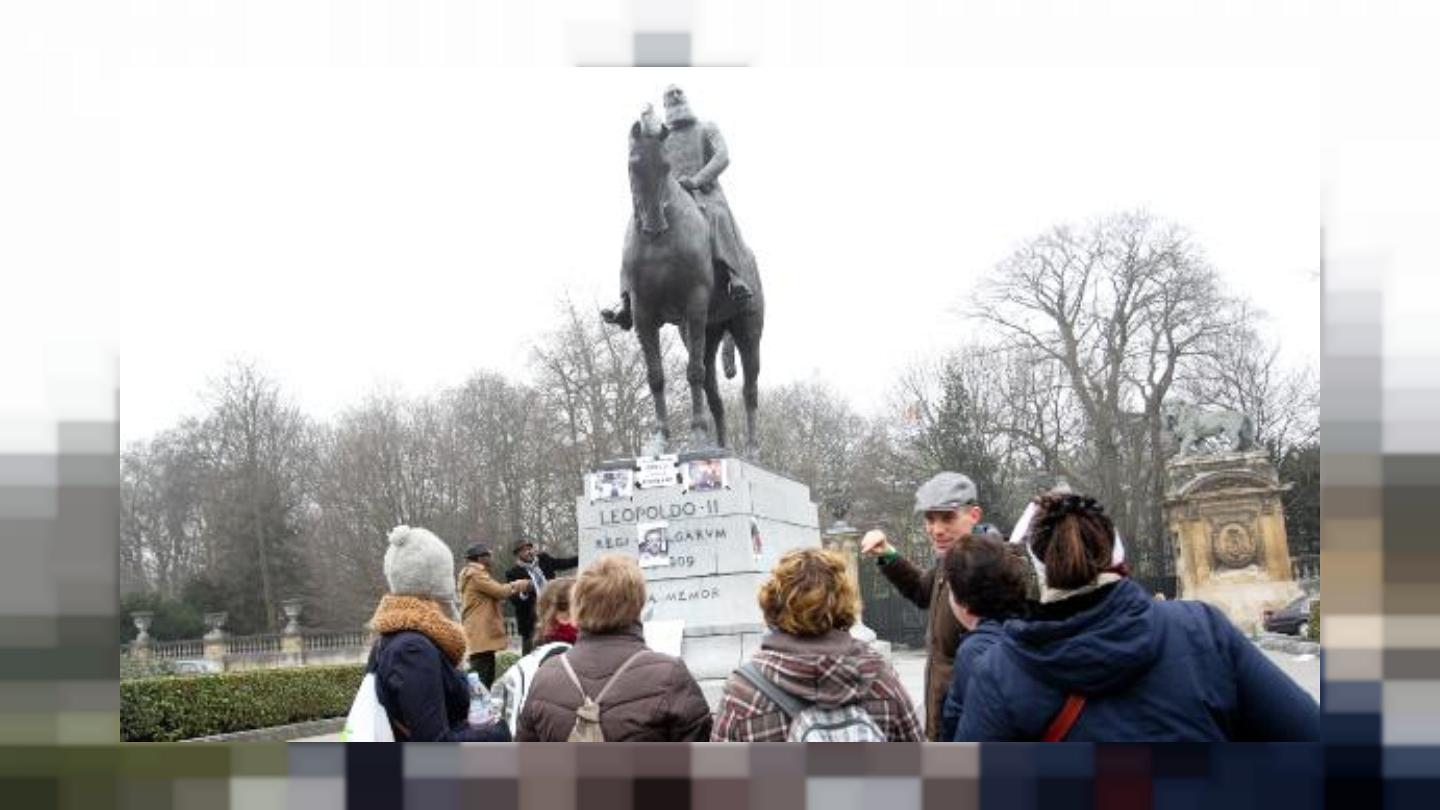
[858, 543, 935, 649]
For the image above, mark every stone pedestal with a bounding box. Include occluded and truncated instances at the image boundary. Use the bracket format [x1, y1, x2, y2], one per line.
[1164, 451, 1303, 634]
[578, 452, 821, 709]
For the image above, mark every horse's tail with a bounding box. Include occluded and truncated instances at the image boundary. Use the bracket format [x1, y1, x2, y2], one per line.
[722, 332, 738, 379]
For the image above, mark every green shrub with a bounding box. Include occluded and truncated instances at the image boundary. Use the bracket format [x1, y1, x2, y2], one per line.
[120, 658, 177, 681]
[119, 592, 205, 643]
[121, 664, 364, 742]
[1309, 600, 1320, 642]
[494, 651, 520, 683]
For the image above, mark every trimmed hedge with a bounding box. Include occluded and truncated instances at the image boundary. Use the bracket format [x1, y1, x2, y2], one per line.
[124, 649, 529, 741]
[124, 650, 528, 741]
[1309, 600, 1320, 642]
[122, 664, 364, 742]
[121, 658, 178, 681]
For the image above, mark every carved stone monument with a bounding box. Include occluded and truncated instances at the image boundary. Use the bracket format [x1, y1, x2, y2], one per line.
[602, 91, 765, 457]
[1163, 449, 1303, 633]
[577, 451, 819, 709]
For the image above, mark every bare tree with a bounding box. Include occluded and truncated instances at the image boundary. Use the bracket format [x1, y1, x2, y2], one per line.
[976, 211, 1239, 568]
[193, 362, 315, 633]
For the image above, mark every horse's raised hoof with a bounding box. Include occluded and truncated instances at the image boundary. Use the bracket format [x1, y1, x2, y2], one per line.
[600, 306, 633, 331]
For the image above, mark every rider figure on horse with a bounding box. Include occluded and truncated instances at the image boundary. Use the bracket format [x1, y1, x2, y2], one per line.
[602, 85, 756, 331]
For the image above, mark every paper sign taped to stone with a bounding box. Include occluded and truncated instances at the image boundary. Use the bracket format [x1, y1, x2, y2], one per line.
[643, 619, 685, 657]
[635, 455, 680, 489]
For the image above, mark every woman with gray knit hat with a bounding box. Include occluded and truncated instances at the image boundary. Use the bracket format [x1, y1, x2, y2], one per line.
[364, 525, 510, 741]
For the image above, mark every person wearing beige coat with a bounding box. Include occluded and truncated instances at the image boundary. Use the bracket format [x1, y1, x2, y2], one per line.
[458, 543, 529, 686]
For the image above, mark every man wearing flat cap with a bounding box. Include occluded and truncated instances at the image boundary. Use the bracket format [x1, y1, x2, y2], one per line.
[861, 472, 1005, 740]
[504, 540, 579, 654]
[458, 542, 530, 687]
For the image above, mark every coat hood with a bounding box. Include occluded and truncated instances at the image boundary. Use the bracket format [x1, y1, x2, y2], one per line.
[1000, 578, 1163, 695]
[750, 629, 888, 707]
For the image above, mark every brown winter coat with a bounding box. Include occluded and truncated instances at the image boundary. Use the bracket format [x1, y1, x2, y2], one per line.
[880, 554, 964, 741]
[459, 561, 520, 654]
[514, 624, 712, 742]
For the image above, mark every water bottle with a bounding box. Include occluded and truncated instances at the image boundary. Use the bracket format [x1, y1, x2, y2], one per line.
[467, 672, 493, 726]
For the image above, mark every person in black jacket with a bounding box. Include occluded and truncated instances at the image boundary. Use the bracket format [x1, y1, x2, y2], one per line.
[505, 540, 579, 654]
[366, 525, 510, 742]
[938, 533, 1031, 741]
[956, 494, 1319, 742]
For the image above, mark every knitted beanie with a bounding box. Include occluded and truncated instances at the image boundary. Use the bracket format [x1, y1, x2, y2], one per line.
[383, 525, 459, 604]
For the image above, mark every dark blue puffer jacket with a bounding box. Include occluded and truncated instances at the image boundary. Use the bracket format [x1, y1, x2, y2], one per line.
[940, 619, 1005, 742]
[955, 578, 1318, 741]
[369, 631, 511, 742]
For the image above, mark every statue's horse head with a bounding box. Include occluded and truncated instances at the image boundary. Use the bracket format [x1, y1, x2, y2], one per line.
[629, 107, 672, 235]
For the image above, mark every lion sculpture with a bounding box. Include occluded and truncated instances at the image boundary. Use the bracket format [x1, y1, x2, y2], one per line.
[1163, 402, 1255, 455]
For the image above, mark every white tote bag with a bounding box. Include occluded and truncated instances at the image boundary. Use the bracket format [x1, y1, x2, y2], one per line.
[340, 672, 395, 742]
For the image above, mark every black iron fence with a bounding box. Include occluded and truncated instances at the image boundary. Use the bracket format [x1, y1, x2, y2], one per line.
[858, 541, 935, 649]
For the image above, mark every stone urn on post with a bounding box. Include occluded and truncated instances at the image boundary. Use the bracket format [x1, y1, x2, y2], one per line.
[202, 612, 228, 664]
[129, 611, 154, 659]
[280, 598, 305, 658]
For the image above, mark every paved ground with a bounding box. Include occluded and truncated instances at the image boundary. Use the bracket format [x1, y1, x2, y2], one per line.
[294, 642, 1318, 742]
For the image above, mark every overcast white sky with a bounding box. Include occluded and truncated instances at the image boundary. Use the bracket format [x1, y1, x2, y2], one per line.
[27, 67, 1321, 445]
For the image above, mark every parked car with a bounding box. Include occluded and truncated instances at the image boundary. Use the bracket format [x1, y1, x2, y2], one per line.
[171, 659, 222, 675]
[1263, 596, 1315, 637]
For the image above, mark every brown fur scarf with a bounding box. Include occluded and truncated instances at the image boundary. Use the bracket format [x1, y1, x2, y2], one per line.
[368, 594, 468, 667]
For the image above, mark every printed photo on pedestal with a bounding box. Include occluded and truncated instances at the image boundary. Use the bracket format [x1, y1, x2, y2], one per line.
[635, 454, 681, 490]
[589, 468, 634, 502]
[682, 458, 727, 492]
[636, 522, 670, 568]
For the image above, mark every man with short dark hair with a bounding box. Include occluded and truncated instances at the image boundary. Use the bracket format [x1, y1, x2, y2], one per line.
[505, 540, 579, 654]
[860, 472, 1002, 740]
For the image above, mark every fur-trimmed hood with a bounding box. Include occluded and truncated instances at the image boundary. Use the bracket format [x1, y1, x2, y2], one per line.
[369, 594, 468, 667]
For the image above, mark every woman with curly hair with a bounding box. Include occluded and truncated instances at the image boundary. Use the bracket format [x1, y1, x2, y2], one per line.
[710, 548, 922, 741]
[955, 494, 1319, 741]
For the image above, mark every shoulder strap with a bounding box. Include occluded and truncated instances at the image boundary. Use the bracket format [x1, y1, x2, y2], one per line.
[558, 654, 589, 702]
[594, 650, 649, 705]
[1042, 694, 1086, 742]
[558, 649, 649, 707]
[736, 662, 810, 719]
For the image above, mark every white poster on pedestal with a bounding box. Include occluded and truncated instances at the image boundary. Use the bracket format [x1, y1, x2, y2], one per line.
[643, 619, 686, 657]
[635, 455, 680, 489]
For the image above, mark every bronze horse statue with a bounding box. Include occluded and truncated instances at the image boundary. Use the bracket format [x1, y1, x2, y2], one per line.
[621, 111, 763, 455]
